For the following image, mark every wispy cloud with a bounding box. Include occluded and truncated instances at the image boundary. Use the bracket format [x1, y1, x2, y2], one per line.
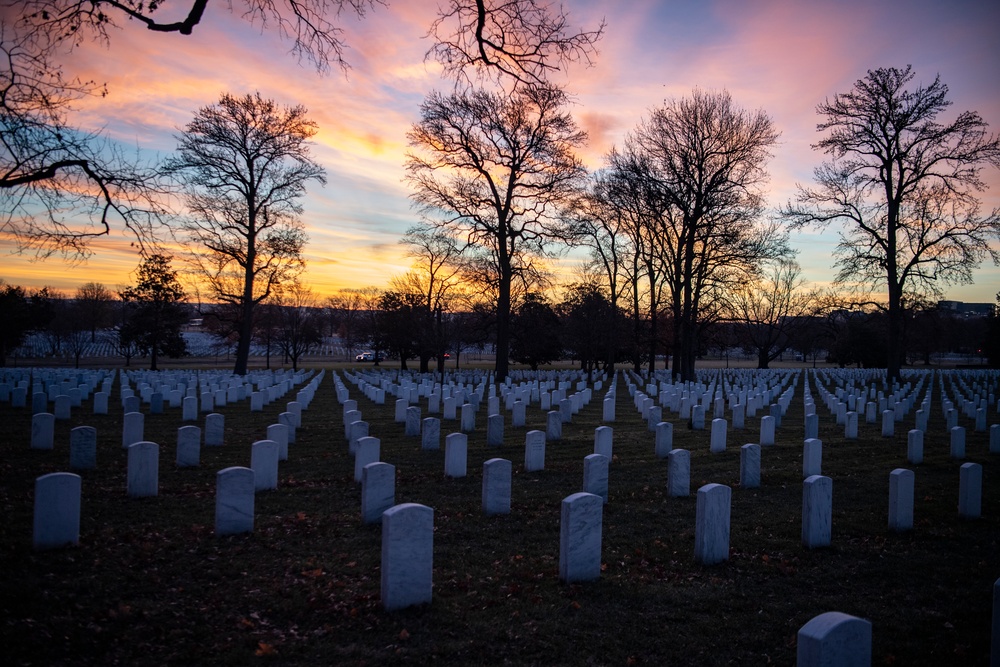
[3, 0, 997, 301]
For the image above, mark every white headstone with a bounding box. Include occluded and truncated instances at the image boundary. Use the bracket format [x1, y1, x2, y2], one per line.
[445, 432, 468, 478]
[583, 454, 609, 504]
[546, 411, 562, 441]
[740, 443, 761, 489]
[594, 425, 613, 459]
[907, 429, 924, 465]
[251, 439, 279, 491]
[844, 411, 858, 439]
[802, 475, 832, 549]
[710, 418, 727, 453]
[348, 420, 369, 454]
[950, 426, 966, 459]
[760, 415, 775, 446]
[69, 426, 97, 470]
[53, 395, 71, 420]
[802, 438, 822, 478]
[182, 396, 198, 421]
[487, 413, 504, 446]
[421, 417, 440, 450]
[655, 422, 673, 458]
[361, 462, 396, 524]
[482, 458, 512, 516]
[127, 441, 159, 498]
[405, 406, 421, 436]
[559, 492, 603, 583]
[176, 425, 201, 468]
[667, 449, 690, 497]
[355, 436, 381, 483]
[215, 466, 255, 536]
[888, 468, 914, 532]
[122, 411, 144, 449]
[959, 462, 982, 519]
[279, 412, 296, 444]
[381, 503, 433, 611]
[805, 412, 819, 440]
[512, 401, 527, 428]
[267, 423, 289, 461]
[881, 410, 894, 437]
[694, 483, 731, 565]
[31, 412, 55, 450]
[524, 430, 546, 472]
[33, 472, 81, 550]
[205, 413, 225, 447]
[691, 405, 705, 430]
[460, 403, 475, 433]
[796, 611, 872, 667]
[93, 391, 109, 415]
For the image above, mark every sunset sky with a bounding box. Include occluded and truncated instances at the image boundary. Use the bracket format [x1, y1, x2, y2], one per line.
[3, 0, 999, 303]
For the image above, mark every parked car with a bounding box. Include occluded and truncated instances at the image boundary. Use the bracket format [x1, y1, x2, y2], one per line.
[355, 351, 380, 362]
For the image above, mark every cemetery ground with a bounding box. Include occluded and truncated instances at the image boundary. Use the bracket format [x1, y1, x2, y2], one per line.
[2, 369, 997, 665]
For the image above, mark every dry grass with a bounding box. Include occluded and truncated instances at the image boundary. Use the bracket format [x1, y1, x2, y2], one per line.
[1, 367, 997, 666]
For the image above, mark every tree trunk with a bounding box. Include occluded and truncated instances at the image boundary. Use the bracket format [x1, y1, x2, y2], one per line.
[496, 256, 512, 383]
[886, 287, 903, 386]
[757, 348, 770, 369]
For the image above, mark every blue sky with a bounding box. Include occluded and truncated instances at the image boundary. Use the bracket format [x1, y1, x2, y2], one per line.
[3, 0, 998, 302]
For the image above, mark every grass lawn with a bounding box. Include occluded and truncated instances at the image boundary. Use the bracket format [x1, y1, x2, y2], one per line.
[1, 367, 997, 665]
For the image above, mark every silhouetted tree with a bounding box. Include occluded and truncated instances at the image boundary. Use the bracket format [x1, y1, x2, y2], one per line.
[165, 92, 326, 375]
[509, 293, 561, 370]
[621, 89, 784, 381]
[75, 282, 115, 342]
[273, 283, 322, 370]
[120, 255, 188, 370]
[0, 280, 33, 366]
[407, 84, 586, 381]
[427, 0, 604, 86]
[558, 282, 618, 372]
[784, 66, 1000, 383]
[725, 259, 819, 369]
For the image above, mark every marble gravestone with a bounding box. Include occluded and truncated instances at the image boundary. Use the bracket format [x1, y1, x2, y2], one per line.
[69, 426, 97, 470]
[694, 483, 731, 565]
[215, 466, 255, 536]
[127, 441, 159, 498]
[482, 458, 512, 516]
[33, 472, 81, 550]
[381, 503, 433, 611]
[802, 475, 832, 549]
[251, 439, 279, 491]
[176, 425, 201, 468]
[445, 433, 468, 478]
[796, 611, 871, 667]
[361, 462, 396, 524]
[559, 492, 603, 583]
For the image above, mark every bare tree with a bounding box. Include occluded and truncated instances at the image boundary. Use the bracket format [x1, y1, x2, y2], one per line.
[75, 281, 115, 341]
[0, 24, 165, 257]
[621, 89, 784, 381]
[11, 0, 381, 74]
[427, 0, 604, 86]
[724, 258, 819, 368]
[326, 289, 365, 361]
[165, 92, 326, 375]
[784, 67, 1000, 383]
[272, 282, 322, 370]
[406, 84, 586, 381]
[564, 171, 637, 369]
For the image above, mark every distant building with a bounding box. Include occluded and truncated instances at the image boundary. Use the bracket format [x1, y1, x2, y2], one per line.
[937, 300, 995, 317]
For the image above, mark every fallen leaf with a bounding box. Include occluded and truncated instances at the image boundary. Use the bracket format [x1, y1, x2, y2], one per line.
[255, 642, 276, 656]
